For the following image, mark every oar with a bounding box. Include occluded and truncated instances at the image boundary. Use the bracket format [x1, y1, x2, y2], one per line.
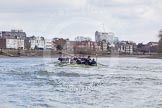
[35, 61, 58, 66]
[95, 52, 107, 67]
[97, 62, 108, 67]
[48, 61, 58, 64]
[96, 53, 97, 65]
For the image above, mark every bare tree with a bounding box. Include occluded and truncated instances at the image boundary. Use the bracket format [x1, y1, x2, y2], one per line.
[158, 30, 162, 53]
[159, 30, 162, 38]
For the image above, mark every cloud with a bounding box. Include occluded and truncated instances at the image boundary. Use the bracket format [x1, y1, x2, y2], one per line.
[88, 0, 162, 21]
[0, 0, 161, 43]
[0, 0, 88, 13]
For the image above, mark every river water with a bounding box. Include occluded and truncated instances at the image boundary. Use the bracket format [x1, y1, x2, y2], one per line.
[0, 57, 162, 108]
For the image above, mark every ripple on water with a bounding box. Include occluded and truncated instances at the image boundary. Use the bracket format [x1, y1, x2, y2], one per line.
[1, 58, 162, 108]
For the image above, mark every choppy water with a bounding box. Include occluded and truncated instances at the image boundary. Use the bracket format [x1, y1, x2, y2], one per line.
[0, 57, 162, 108]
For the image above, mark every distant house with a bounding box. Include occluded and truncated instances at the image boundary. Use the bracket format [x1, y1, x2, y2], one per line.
[0, 30, 26, 49]
[51, 41, 57, 51]
[0, 30, 26, 39]
[136, 42, 158, 54]
[45, 39, 52, 49]
[0, 38, 6, 49]
[64, 40, 75, 52]
[99, 41, 109, 51]
[146, 42, 158, 54]
[94, 42, 101, 52]
[0, 38, 25, 49]
[119, 41, 134, 54]
[147, 42, 158, 47]
[75, 36, 91, 42]
[53, 38, 67, 51]
[74, 41, 96, 52]
[24, 37, 31, 50]
[25, 36, 45, 50]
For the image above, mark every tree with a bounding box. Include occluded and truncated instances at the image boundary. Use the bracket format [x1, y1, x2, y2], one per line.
[56, 44, 62, 51]
[158, 30, 162, 53]
[34, 45, 39, 50]
[158, 30, 162, 38]
[137, 43, 144, 49]
[158, 38, 162, 53]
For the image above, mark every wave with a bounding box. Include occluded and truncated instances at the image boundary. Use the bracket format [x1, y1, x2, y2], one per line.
[56, 71, 80, 77]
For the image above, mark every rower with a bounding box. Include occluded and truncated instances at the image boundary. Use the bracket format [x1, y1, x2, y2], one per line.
[68, 57, 72, 64]
[76, 58, 82, 64]
[90, 58, 97, 66]
[84, 56, 91, 65]
[58, 57, 63, 62]
[73, 56, 78, 61]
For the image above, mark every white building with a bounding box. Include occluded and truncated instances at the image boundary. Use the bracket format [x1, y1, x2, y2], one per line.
[45, 39, 52, 49]
[30, 36, 45, 49]
[119, 41, 133, 54]
[95, 31, 114, 44]
[6, 39, 18, 49]
[5, 38, 25, 49]
[0, 29, 26, 49]
[17, 39, 25, 49]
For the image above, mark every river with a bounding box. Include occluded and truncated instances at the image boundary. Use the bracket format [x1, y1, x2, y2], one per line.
[0, 57, 162, 108]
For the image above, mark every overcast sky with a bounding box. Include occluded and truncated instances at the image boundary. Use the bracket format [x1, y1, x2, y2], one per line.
[0, 0, 162, 43]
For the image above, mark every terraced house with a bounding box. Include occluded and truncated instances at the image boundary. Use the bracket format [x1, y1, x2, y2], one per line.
[0, 30, 26, 49]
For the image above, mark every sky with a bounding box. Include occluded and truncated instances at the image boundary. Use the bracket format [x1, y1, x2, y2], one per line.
[0, 0, 162, 43]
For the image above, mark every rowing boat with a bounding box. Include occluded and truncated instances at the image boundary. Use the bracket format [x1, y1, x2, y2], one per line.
[54, 62, 104, 68]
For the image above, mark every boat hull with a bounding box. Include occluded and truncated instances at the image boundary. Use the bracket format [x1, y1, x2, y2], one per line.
[55, 62, 103, 68]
